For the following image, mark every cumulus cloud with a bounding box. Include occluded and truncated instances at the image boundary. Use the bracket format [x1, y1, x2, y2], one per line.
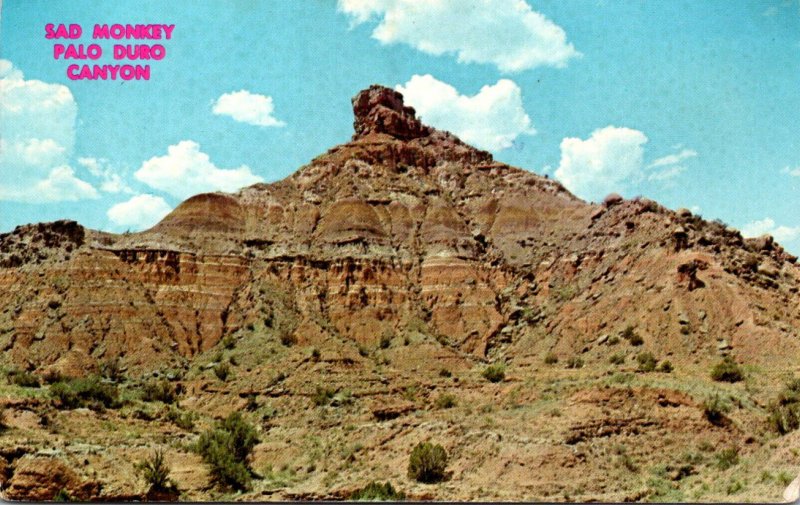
[741, 217, 800, 243]
[212, 90, 285, 127]
[396, 74, 535, 151]
[338, 0, 580, 72]
[77, 157, 134, 194]
[0, 59, 97, 202]
[134, 140, 263, 199]
[554, 126, 648, 201]
[107, 194, 173, 231]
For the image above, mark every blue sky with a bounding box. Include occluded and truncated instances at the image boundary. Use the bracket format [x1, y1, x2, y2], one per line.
[1, 0, 799, 253]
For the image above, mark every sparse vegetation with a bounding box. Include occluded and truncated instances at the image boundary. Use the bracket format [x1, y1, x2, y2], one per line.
[609, 352, 626, 365]
[195, 412, 258, 490]
[279, 329, 297, 347]
[711, 356, 744, 383]
[482, 363, 506, 383]
[100, 358, 125, 382]
[379, 330, 393, 349]
[350, 481, 405, 501]
[50, 375, 120, 410]
[408, 442, 448, 483]
[135, 449, 176, 492]
[8, 369, 40, 388]
[565, 356, 584, 369]
[434, 393, 457, 409]
[220, 334, 236, 350]
[53, 489, 72, 502]
[715, 446, 739, 470]
[767, 378, 800, 435]
[438, 368, 451, 378]
[544, 353, 558, 365]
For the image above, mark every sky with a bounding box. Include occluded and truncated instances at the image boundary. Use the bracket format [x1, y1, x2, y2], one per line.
[1, 0, 800, 253]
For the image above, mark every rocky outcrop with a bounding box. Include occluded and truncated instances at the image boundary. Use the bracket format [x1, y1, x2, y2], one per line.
[5, 457, 100, 501]
[352, 85, 431, 140]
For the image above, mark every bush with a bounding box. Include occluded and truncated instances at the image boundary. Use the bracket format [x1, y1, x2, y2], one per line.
[379, 331, 393, 349]
[767, 378, 800, 435]
[621, 325, 644, 346]
[434, 393, 457, 409]
[438, 368, 452, 378]
[544, 353, 558, 365]
[141, 379, 177, 404]
[135, 449, 175, 492]
[220, 335, 236, 350]
[8, 369, 40, 388]
[165, 407, 196, 431]
[657, 360, 674, 373]
[711, 356, 744, 383]
[279, 329, 296, 347]
[312, 386, 336, 406]
[53, 489, 72, 502]
[565, 356, 584, 369]
[50, 375, 119, 410]
[482, 363, 506, 383]
[609, 353, 626, 365]
[214, 362, 231, 381]
[350, 481, 404, 501]
[408, 442, 448, 483]
[100, 359, 125, 382]
[195, 412, 258, 490]
[703, 394, 730, 426]
[715, 446, 739, 470]
[636, 352, 657, 372]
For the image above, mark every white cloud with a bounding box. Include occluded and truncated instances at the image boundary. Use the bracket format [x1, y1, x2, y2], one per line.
[107, 194, 173, 231]
[741, 217, 800, 243]
[554, 126, 648, 201]
[0, 59, 97, 202]
[647, 164, 686, 182]
[648, 148, 697, 168]
[134, 140, 263, 199]
[77, 157, 134, 194]
[395, 74, 535, 151]
[781, 165, 800, 177]
[212, 90, 285, 127]
[338, 0, 580, 72]
[0, 165, 99, 202]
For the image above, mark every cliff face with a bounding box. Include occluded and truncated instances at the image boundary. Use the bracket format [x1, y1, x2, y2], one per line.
[1, 85, 799, 377]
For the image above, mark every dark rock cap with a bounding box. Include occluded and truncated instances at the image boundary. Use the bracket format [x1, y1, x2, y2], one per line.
[352, 85, 432, 141]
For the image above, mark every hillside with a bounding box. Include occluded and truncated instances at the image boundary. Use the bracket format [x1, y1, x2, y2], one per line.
[0, 85, 798, 502]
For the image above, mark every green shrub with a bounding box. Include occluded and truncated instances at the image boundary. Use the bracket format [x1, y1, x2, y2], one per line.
[636, 352, 657, 372]
[312, 386, 336, 406]
[608, 336, 620, 345]
[703, 394, 730, 426]
[165, 407, 196, 431]
[544, 353, 558, 365]
[135, 449, 175, 492]
[53, 489, 72, 502]
[195, 412, 258, 490]
[50, 375, 120, 410]
[609, 353, 626, 365]
[657, 360, 674, 373]
[711, 356, 744, 383]
[407, 442, 448, 483]
[379, 331, 393, 349]
[214, 362, 231, 381]
[566, 356, 584, 369]
[350, 481, 404, 501]
[310, 348, 321, 361]
[279, 329, 296, 347]
[220, 335, 236, 350]
[715, 446, 739, 470]
[434, 393, 457, 409]
[767, 378, 800, 435]
[141, 379, 177, 404]
[438, 368, 452, 378]
[621, 325, 644, 346]
[8, 369, 40, 388]
[100, 359, 125, 382]
[482, 363, 506, 383]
